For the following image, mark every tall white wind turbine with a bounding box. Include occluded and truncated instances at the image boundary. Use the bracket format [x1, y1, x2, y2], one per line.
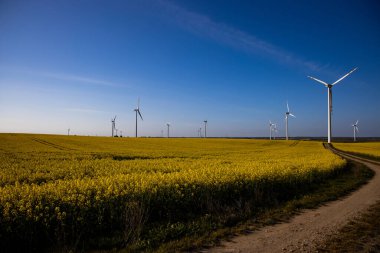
[134, 98, 143, 138]
[352, 120, 359, 142]
[285, 101, 296, 140]
[308, 67, 357, 143]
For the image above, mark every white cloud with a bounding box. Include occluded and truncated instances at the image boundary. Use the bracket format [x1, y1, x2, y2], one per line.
[35, 71, 128, 88]
[0, 66, 130, 88]
[157, 0, 322, 71]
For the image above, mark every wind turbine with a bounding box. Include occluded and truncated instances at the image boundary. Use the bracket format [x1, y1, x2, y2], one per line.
[308, 67, 357, 143]
[111, 116, 116, 137]
[166, 123, 171, 138]
[134, 98, 143, 138]
[285, 101, 296, 140]
[273, 123, 278, 140]
[204, 120, 208, 138]
[352, 120, 359, 142]
[68, 128, 70, 136]
[269, 121, 274, 140]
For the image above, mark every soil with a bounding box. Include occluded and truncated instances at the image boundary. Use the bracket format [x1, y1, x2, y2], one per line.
[206, 148, 380, 253]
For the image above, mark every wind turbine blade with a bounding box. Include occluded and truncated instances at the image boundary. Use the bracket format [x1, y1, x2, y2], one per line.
[287, 101, 290, 112]
[307, 76, 329, 86]
[138, 110, 143, 120]
[289, 113, 296, 118]
[331, 67, 358, 86]
[356, 126, 359, 132]
[356, 120, 359, 125]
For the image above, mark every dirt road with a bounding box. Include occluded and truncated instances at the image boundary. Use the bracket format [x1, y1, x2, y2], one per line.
[207, 147, 380, 253]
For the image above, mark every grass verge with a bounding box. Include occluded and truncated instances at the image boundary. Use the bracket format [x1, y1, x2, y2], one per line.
[116, 161, 373, 253]
[318, 201, 380, 252]
[330, 144, 380, 163]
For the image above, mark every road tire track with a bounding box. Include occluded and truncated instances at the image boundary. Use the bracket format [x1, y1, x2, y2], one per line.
[30, 138, 75, 151]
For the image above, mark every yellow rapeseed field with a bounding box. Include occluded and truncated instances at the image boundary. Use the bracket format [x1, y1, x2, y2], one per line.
[333, 142, 380, 160]
[0, 134, 346, 250]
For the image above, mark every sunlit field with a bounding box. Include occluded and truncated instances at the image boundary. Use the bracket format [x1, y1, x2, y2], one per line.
[333, 142, 380, 161]
[0, 134, 346, 251]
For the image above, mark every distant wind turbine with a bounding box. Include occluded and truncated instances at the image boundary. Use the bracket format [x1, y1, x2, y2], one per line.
[273, 123, 278, 140]
[68, 128, 70, 136]
[269, 121, 274, 140]
[111, 116, 116, 137]
[134, 98, 143, 138]
[204, 120, 208, 138]
[166, 123, 171, 138]
[285, 101, 296, 140]
[308, 67, 357, 143]
[352, 120, 359, 142]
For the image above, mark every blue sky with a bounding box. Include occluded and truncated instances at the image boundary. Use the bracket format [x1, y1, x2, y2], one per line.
[1, 0, 379, 137]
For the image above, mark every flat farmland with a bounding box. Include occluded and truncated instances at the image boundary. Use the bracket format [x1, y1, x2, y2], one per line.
[0, 134, 346, 251]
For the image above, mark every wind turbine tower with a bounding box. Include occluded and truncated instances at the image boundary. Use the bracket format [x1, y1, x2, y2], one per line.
[166, 123, 171, 138]
[111, 116, 116, 137]
[308, 67, 357, 143]
[134, 98, 143, 138]
[68, 128, 70, 136]
[269, 121, 274, 140]
[204, 120, 208, 138]
[352, 120, 359, 142]
[285, 102, 296, 140]
[273, 123, 278, 140]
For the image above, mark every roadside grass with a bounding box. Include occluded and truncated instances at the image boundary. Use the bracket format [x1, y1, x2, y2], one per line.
[331, 144, 380, 163]
[339, 151, 380, 163]
[118, 161, 373, 253]
[318, 201, 380, 253]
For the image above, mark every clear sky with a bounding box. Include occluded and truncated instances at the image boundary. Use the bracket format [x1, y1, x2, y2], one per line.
[1, 0, 379, 137]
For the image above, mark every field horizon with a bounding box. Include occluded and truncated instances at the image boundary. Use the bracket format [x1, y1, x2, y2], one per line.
[1, 133, 380, 142]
